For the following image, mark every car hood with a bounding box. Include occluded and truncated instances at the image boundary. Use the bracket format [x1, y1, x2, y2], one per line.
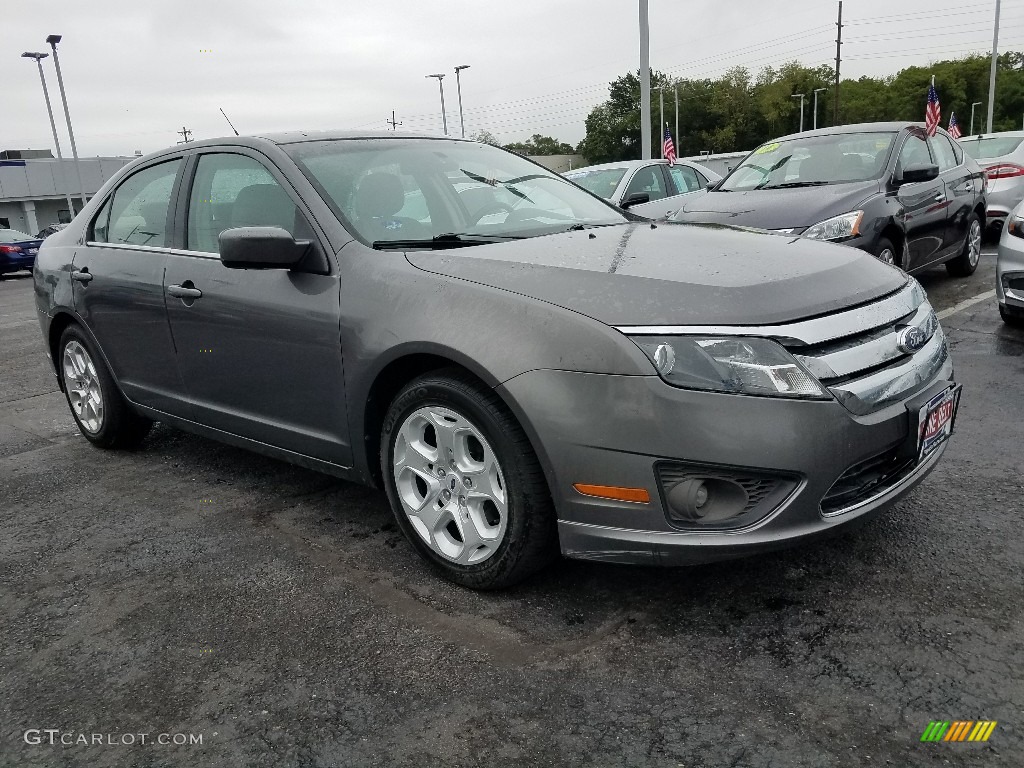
[672, 181, 881, 230]
[406, 222, 906, 326]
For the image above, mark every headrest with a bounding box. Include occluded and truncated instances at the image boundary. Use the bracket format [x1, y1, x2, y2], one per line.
[231, 184, 296, 231]
[355, 173, 405, 219]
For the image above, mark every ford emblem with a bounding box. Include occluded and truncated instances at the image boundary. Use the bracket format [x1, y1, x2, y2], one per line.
[896, 326, 929, 354]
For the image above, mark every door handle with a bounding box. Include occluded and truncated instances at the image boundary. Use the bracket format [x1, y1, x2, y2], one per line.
[932, 192, 945, 203]
[167, 283, 202, 299]
[71, 268, 93, 284]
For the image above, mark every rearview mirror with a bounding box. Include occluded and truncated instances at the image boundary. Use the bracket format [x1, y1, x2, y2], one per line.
[895, 163, 940, 185]
[218, 227, 309, 269]
[620, 192, 651, 209]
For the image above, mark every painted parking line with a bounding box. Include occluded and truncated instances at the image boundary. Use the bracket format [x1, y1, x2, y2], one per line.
[936, 290, 997, 320]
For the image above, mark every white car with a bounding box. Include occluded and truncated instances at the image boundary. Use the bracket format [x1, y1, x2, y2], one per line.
[565, 159, 721, 219]
[997, 199, 1024, 326]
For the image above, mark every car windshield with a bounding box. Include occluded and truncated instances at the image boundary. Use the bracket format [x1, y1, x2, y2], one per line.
[959, 135, 1024, 159]
[718, 131, 898, 191]
[0, 229, 34, 243]
[564, 168, 628, 199]
[286, 138, 626, 248]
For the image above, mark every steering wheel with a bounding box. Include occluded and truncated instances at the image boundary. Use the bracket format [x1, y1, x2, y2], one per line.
[471, 203, 514, 224]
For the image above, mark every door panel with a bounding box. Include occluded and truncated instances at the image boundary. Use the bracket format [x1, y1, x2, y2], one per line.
[164, 151, 350, 465]
[72, 158, 188, 415]
[931, 134, 974, 253]
[894, 133, 946, 270]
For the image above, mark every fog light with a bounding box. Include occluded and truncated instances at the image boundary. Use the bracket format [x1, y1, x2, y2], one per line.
[666, 477, 749, 523]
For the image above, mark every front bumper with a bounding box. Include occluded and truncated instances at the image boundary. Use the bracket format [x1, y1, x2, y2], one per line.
[499, 360, 955, 566]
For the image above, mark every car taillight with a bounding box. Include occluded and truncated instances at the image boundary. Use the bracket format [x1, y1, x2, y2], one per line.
[984, 163, 1024, 180]
[0, 245, 23, 254]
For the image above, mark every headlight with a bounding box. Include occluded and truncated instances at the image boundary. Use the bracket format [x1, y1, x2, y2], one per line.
[802, 210, 864, 241]
[629, 335, 828, 398]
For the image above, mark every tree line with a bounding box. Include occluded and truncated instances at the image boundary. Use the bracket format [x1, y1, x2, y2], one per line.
[480, 53, 1024, 164]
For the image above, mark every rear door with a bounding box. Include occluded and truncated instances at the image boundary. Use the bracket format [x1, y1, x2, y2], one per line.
[893, 131, 947, 270]
[930, 132, 975, 254]
[72, 156, 190, 415]
[162, 149, 351, 465]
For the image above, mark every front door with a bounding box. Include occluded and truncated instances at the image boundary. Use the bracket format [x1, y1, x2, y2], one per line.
[162, 151, 350, 465]
[894, 131, 947, 270]
[930, 132, 975, 254]
[71, 157, 189, 415]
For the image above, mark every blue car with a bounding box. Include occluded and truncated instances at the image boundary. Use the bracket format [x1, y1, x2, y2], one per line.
[0, 228, 43, 276]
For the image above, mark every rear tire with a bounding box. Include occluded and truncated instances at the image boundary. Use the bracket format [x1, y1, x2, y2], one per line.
[946, 213, 982, 277]
[380, 368, 556, 589]
[59, 325, 153, 449]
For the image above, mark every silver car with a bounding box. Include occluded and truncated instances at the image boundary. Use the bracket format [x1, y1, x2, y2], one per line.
[959, 131, 1024, 237]
[997, 199, 1024, 326]
[565, 159, 721, 219]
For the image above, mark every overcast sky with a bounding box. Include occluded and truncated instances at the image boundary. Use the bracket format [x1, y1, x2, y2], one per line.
[3, 0, 1020, 157]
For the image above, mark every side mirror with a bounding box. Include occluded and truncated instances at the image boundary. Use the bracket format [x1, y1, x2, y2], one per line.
[620, 192, 651, 209]
[894, 163, 939, 185]
[218, 227, 309, 269]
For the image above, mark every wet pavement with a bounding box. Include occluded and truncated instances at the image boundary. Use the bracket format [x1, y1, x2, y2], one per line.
[1, 252, 1021, 767]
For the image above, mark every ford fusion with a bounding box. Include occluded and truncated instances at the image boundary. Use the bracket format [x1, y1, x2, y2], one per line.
[34, 132, 960, 588]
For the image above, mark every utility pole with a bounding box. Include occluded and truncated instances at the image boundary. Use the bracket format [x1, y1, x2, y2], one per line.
[987, 0, 1000, 133]
[387, 111, 403, 130]
[176, 127, 193, 143]
[834, 1, 843, 125]
[639, 0, 652, 160]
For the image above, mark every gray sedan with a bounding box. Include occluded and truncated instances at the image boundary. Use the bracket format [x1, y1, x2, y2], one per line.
[33, 132, 957, 589]
[565, 159, 721, 219]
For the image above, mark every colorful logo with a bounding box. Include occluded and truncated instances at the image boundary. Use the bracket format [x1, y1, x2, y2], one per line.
[920, 721, 997, 742]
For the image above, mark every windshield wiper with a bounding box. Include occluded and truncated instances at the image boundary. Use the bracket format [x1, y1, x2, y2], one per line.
[758, 181, 831, 190]
[372, 232, 525, 250]
[459, 169, 535, 205]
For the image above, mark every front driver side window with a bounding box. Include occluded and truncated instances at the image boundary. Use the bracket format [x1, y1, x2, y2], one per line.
[623, 166, 667, 202]
[187, 153, 312, 253]
[102, 159, 182, 247]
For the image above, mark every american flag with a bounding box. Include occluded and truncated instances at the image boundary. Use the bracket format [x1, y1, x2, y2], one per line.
[662, 124, 676, 166]
[925, 80, 941, 137]
[947, 112, 962, 140]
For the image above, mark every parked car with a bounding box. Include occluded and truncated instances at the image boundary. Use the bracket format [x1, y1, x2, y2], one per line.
[35, 131, 959, 589]
[958, 131, 1024, 238]
[565, 159, 721, 219]
[672, 122, 986, 277]
[997, 198, 1024, 326]
[36, 223, 70, 239]
[0, 228, 43, 276]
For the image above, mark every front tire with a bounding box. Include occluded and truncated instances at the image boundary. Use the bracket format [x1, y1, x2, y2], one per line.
[1000, 303, 1024, 327]
[946, 213, 982, 277]
[59, 325, 153, 449]
[873, 237, 898, 267]
[380, 369, 556, 589]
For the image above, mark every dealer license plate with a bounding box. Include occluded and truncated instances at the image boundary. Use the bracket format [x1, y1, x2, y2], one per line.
[917, 385, 961, 462]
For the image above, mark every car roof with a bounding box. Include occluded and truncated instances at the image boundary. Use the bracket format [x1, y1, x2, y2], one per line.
[957, 130, 1024, 140]
[766, 121, 924, 143]
[567, 159, 706, 173]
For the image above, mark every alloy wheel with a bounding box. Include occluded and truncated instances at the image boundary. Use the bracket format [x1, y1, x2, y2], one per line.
[392, 405, 508, 565]
[968, 219, 982, 267]
[877, 248, 895, 266]
[63, 340, 104, 433]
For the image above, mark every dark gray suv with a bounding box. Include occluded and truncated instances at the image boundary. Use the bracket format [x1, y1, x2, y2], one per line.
[34, 132, 961, 588]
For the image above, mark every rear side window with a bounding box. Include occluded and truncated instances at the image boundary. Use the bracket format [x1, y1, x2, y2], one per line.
[667, 165, 702, 194]
[930, 135, 960, 172]
[959, 136, 1024, 159]
[101, 159, 182, 247]
[186, 153, 312, 253]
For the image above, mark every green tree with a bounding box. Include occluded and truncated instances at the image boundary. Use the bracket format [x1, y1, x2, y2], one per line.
[503, 134, 576, 155]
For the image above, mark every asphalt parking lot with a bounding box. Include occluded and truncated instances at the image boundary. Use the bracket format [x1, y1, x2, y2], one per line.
[1, 250, 1021, 768]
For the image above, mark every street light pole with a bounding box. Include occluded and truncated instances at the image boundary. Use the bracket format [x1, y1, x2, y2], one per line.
[454, 65, 470, 138]
[21, 52, 75, 218]
[987, 0, 1000, 134]
[425, 73, 448, 135]
[813, 88, 827, 130]
[654, 86, 665, 157]
[970, 101, 983, 135]
[46, 34, 87, 207]
[793, 93, 806, 133]
[639, 0, 652, 160]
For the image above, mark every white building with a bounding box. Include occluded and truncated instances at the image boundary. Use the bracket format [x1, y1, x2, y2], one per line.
[0, 151, 135, 235]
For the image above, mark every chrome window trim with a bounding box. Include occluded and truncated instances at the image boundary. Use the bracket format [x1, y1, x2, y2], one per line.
[85, 242, 219, 259]
[615, 280, 925, 347]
